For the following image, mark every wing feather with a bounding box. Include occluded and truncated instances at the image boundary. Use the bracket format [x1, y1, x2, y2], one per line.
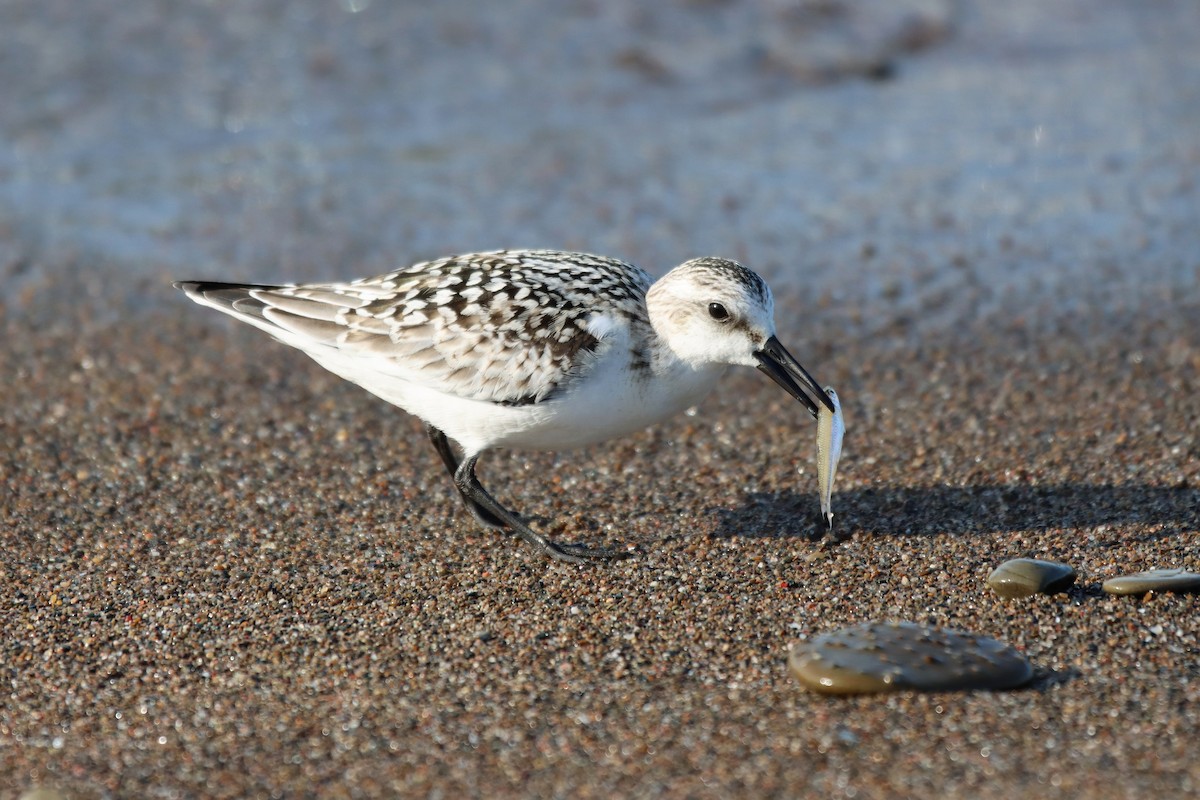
[178, 250, 652, 405]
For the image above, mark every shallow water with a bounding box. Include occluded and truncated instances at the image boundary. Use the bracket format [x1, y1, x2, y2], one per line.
[2, 0, 1197, 344]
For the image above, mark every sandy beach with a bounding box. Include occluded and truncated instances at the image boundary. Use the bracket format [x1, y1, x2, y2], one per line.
[3, 1, 1198, 797]
[4, 302, 1198, 798]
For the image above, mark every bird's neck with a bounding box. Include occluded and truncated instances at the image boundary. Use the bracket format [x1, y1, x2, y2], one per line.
[637, 316, 728, 397]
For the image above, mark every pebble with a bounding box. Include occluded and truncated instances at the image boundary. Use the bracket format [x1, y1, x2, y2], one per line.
[986, 558, 1077, 598]
[19, 790, 68, 800]
[1101, 568, 1200, 596]
[788, 621, 1033, 695]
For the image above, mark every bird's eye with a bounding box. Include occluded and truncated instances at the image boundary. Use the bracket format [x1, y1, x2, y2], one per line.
[708, 302, 730, 321]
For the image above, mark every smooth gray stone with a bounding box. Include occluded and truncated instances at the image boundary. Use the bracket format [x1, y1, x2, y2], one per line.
[20, 790, 69, 800]
[789, 621, 1033, 695]
[987, 558, 1077, 598]
[1102, 569, 1200, 596]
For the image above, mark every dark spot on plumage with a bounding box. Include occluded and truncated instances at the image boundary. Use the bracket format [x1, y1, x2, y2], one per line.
[686, 257, 769, 306]
[495, 394, 541, 407]
[488, 305, 511, 327]
[556, 329, 599, 362]
[728, 317, 755, 337]
[628, 346, 651, 374]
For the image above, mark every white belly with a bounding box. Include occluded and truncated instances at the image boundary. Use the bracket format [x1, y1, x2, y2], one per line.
[308, 347, 726, 455]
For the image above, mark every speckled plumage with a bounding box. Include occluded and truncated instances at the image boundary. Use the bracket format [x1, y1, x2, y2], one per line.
[190, 250, 654, 407]
[176, 248, 830, 562]
[291, 250, 654, 405]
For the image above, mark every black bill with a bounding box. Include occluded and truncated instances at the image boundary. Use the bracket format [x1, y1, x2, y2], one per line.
[753, 335, 835, 418]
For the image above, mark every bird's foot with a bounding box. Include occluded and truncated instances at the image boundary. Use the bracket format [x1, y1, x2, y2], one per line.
[463, 498, 509, 530]
[542, 538, 632, 563]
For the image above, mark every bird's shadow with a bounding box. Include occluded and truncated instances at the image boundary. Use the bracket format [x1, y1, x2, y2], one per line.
[711, 483, 1199, 541]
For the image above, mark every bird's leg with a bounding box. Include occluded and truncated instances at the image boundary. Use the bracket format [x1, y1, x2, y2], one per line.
[452, 451, 627, 563]
[426, 425, 507, 530]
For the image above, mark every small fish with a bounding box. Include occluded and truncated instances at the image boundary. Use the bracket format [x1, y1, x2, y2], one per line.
[816, 386, 844, 533]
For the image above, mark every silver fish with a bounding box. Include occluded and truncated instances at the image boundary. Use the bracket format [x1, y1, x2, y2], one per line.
[816, 386, 844, 532]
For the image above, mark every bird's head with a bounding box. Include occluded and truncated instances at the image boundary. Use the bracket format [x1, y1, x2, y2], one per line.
[647, 257, 833, 417]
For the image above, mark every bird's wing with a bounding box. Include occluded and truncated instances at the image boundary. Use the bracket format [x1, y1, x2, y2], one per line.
[176, 250, 652, 405]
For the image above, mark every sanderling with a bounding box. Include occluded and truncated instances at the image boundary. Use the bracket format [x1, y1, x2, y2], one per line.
[175, 249, 834, 563]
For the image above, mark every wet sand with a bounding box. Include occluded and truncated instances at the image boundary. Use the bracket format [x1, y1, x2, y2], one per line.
[3, 301, 1197, 798]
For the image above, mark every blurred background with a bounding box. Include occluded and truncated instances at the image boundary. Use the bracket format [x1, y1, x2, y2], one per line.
[3, 0, 1197, 344]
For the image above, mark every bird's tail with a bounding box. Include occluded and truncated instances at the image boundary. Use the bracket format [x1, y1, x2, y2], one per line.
[173, 280, 305, 345]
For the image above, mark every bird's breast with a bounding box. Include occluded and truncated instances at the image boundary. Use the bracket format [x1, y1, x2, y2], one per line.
[488, 351, 727, 451]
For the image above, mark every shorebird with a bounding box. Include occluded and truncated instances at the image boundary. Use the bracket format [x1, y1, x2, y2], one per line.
[175, 249, 833, 563]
